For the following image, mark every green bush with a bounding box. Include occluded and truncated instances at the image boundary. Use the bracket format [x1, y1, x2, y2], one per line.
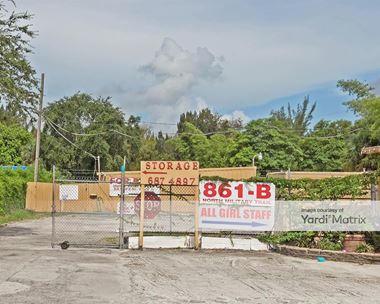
[258, 232, 316, 248]
[316, 232, 345, 251]
[355, 243, 375, 253]
[0, 168, 51, 215]
[259, 231, 345, 251]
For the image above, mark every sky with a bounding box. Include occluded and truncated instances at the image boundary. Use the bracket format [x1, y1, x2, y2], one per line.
[15, 0, 380, 132]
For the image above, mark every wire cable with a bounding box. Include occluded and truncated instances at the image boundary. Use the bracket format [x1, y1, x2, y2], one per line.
[45, 119, 97, 159]
[43, 115, 363, 140]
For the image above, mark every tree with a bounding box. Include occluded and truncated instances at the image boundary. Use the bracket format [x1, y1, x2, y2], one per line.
[338, 79, 380, 170]
[347, 98, 380, 170]
[41, 93, 141, 171]
[270, 96, 316, 136]
[167, 122, 235, 168]
[177, 108, 242, 135]
[337, 79, 375, 100]
[0, 1, 38, 115]
[228, 119, 303, 171]
[301, 120, 352, 171]
[0, 103, 30, 127]
[0, 122, 33, 165]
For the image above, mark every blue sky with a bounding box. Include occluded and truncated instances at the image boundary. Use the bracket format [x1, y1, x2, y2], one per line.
[16, 0, 380, 131]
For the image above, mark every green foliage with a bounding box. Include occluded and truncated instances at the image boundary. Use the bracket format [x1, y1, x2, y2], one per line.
[337, 79, 375, 100]
[270, 96, 316, 136]
[338, 79, 380, 170]
[258, 231, 316, 248]
[229, 119, 303, 170]
[301, 120, 352, 171]
[177, 108, 242, 134]
[0, 1, 38, 113]
[347, 97, 380, 140]
[0, 122, 33, 165]
[355, 242, 374, 253]
[167, 122, 237, 168]
[317, 232, 345, 251]
[0, 167, 51, 215]
[371, 232, 380, 252]
[41, 93, 145, 171]
[258, 231, 345, 251]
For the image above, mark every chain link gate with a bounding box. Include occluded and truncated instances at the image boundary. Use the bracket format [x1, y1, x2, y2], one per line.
[51, 167, 199, 249]
[51, 166, 140, 249]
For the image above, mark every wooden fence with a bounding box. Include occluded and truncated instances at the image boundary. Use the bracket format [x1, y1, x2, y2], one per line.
[26, 168, 379, 212]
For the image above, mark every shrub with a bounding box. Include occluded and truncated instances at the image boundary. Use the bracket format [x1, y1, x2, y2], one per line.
[259, 231, 345, 251]
[355, 243, 375, 253]
[0, 168, 51, 215]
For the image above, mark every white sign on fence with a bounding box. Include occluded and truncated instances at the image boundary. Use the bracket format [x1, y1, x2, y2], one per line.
[116, 201, 135, 215]
[59, 184, 79, 200]
[109, 177, 160, 197]
[199, 180, 275, 231]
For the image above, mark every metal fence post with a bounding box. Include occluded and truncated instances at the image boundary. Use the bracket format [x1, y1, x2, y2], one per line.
[138, 184, 145, 249]
[119, 165, 125, 249]
[51, 165, 56, 248]
[169, 184, 172, 235]
[194, 184, 200, 249]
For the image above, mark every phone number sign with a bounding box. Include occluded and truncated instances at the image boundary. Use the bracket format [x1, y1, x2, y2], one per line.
[140, 161, 199, 185]
[199, 180, 276, 231]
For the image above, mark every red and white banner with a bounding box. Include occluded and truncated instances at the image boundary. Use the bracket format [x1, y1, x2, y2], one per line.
[199, 181, 275, 231]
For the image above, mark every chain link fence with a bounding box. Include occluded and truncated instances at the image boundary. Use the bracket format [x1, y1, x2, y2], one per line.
[52, 178, 125, 248]
[51, 168, 198, 249]
[137, 184, 197, 234]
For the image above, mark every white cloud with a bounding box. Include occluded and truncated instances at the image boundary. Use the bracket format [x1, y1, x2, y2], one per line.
[222, 110, 250, 125]
[17, 0, 380, 117]
[195, 97, 208, 111]
[123, 38, 223, 130]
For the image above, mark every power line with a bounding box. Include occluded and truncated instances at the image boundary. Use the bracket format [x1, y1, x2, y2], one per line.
[141, 121, 177, 126]
[45, 119, 97, 159]
[44, 115, 138, 140]
[44, 115, 363, 141]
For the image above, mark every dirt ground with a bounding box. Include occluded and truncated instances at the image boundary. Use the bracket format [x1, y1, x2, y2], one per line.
[1, 217, 380, 304]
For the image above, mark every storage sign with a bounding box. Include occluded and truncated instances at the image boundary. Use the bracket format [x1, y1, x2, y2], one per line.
[199, 181, 275, 231]
[140, 161, 199, 185]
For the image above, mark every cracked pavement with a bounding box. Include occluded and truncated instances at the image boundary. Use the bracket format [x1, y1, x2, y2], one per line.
[1, 217, 380, 303]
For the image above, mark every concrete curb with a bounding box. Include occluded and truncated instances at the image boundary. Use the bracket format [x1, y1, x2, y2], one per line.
[274, 244, 380, 264]
[127, 236, 268, 251]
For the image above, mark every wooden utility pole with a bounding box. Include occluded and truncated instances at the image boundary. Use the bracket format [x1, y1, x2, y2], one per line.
[34, 73, 45, 182]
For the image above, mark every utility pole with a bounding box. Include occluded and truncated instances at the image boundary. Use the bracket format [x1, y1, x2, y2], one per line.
[97, 156, 101, 177]
[34, 73, 45, 182]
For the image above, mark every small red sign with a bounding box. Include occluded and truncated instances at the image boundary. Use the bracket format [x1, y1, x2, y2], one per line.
[134, 191, 161, 219]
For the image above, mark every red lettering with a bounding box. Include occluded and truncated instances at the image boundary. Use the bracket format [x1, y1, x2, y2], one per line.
[184, 162, 190, 170]
[158, 162, 165, 170]
[193, 162, 198, 170]
[176, 162, 182, 170]
[152, 162, 157, 169]
[257, 184, 271, 199]
[167, 162, 173, 170]
[145, 162, 151, 170]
